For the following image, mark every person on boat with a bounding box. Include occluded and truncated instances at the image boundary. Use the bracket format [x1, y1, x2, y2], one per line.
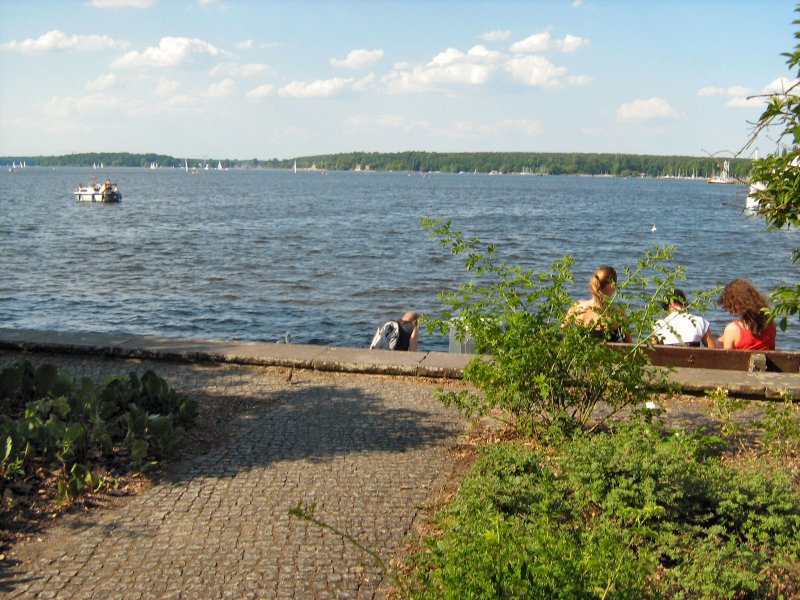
[718, 279, 776, 350]
[563, 265, 632, 343]
[652, 289, 716, 348]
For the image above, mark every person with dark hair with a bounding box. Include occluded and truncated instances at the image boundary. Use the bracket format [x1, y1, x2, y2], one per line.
[718, 279, 776, 350]
[652, 289, 716, 347]
[564, 265, 632, 343]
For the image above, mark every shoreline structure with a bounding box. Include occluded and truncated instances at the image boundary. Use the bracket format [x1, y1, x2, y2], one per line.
[0, 328, 798, 400]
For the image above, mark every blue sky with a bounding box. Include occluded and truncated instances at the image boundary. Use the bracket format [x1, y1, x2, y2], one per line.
[0, 0, 797, 160]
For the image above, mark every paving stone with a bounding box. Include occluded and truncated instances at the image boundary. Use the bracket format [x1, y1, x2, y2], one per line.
[1, 351, 466, 598]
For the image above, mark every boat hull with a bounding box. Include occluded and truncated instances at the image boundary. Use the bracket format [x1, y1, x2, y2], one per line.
[74, 189, 122, 203]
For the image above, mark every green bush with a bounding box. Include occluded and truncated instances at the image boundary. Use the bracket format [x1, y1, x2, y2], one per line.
[409, 426, 800, 599]
[420, 217, 712, 435]
[0, 359, 198, 501]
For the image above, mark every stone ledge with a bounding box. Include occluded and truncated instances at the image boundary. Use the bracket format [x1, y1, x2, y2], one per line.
[1, 328, 799, 399]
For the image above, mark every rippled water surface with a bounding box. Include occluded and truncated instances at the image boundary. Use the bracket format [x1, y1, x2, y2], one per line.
[2, 167, 798, 350]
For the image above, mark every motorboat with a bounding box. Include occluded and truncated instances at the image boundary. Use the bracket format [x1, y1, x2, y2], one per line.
[74, 177, 122, 203]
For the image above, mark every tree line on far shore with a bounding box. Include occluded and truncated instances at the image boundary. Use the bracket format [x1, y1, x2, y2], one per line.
[1, 151, 753, 179]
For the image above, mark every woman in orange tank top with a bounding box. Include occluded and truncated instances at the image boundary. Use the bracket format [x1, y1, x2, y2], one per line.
[718, 279, 776, 350]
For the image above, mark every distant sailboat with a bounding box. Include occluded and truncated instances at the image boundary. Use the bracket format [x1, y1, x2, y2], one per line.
[217, 160, 223, 171]
[707, 160, 735, 184]
[293, 160, 297, 174]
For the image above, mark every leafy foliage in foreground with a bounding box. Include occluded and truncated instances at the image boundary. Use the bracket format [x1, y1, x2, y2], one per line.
[409, 426, 800, 599]
[420, 217, 714, 435]
[739, 9, 800, 329]
[0, 359, 198, 502]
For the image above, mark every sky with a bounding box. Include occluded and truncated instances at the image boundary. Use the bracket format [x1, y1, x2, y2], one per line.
[0, 0, 797, 160]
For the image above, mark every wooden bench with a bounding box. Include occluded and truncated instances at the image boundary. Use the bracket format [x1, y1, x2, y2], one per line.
[637, 345, 800, 373]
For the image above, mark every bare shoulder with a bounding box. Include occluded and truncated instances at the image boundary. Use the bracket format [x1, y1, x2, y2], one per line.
[723, 320, 739, 334]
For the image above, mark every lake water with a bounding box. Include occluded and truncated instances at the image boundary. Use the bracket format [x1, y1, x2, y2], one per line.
[1, 167, 798, 350]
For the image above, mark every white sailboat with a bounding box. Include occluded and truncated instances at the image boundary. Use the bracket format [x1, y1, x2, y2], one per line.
[217, 160, 223, 171]
[707, 160, 735, 184]
[293, 160, 297, 174]
[184, 158, 189, 174]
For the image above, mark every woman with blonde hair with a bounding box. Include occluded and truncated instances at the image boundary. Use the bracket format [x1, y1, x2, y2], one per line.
[718, 279, 776, 350]
[564, 265, 632, 343]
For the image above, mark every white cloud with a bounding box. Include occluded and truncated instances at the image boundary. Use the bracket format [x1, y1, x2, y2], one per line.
[725, 96, 763, 108]
[698, 85, 752, 97]
[156, 77, 180, 96]
[330, 49, 384, 69]
[554, 34, 589, 53]
[245, 84, 275, 99]
[616, 97, 678, 121]
[234, 38, 280, 51]
[698, 86, 726, 97]
[211, 62, 268, 77]
[1, 30, 128, 54]
[505, 55, 566, 89]
[89, 0, 156, 7]
[700, 78, 800, 110]
[155, 95, 199, 112]
[87, 72, 117, 91]
[763, 77, 800, 95]
[499, 118, 543, 135]
[567, 74, 593, 85]
[206, 78, 234, 98]
[480, 30, 513, 42]
[351, 73, 376, 92]
[510, 29, 589, 54]
[382, 44, 502, 94]
[510, 31, 551, 53]
[436, 118, 543, 138]
[113, 37, 221, 68]
[347, 114, 430, 132]
[43, 93, 123, 118]
[278, 77, 354, 98]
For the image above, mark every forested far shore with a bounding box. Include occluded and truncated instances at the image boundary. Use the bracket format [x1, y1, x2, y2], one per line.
[2, 151, 753, 179]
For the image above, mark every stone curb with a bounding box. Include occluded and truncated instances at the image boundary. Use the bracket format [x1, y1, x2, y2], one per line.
[1, 327, 799, 399]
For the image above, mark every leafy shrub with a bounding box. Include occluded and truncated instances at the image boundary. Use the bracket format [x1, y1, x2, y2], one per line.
[409, 426, 800, 599]
[420, 217, 707, 435]
[0, 359, 198, 501]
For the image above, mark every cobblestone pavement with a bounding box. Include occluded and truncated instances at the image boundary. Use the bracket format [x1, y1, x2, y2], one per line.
[0, 352, 467, 599]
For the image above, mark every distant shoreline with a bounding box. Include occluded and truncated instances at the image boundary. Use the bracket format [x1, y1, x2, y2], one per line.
[1, 151, 752, 179]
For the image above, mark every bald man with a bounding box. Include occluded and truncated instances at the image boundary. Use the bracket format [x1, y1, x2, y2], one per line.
[396, 311, 419, 351]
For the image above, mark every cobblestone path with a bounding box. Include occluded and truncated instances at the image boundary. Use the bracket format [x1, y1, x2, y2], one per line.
[0, 354, 467, 599]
